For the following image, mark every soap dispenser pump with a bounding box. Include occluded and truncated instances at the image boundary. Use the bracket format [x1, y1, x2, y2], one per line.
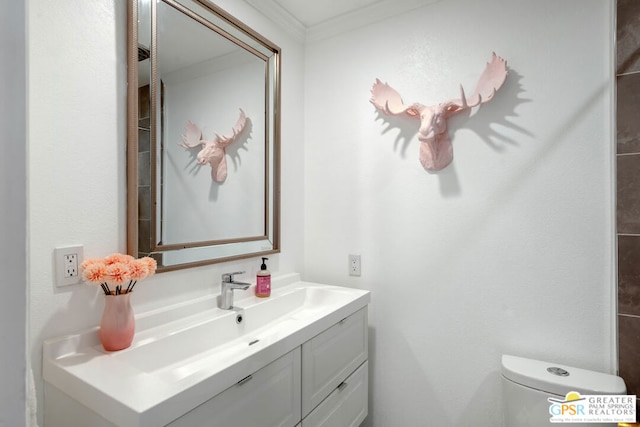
[256, 257, 271, 298]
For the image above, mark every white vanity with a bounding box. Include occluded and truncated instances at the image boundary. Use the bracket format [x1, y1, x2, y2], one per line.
[43, 274, 370, 427]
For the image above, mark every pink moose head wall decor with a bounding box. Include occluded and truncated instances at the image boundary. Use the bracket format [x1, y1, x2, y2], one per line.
[370, 52, 508, 172]
[179, 108, 248, 183]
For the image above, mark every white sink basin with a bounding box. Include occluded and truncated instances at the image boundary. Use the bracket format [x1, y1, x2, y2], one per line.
[43, 274, 370, 427]
[114, 285, 356, 381]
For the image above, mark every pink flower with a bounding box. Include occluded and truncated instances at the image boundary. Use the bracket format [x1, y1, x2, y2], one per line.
[104, 253, 135, 265]
[128, 259, 149, 281]
[106, 262, 130, 286]
[82, 263, 107, 284]
[140, 257, 157, 277]
[81, 253, 156, 294]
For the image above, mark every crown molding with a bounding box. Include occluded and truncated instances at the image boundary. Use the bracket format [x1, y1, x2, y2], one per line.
[245, 0, 440, 43]
[244, 0, 306, 42]
[306, 0, 440, 43]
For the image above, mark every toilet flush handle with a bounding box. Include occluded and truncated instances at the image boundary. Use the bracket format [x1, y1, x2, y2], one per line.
[547, 367, 570, 377]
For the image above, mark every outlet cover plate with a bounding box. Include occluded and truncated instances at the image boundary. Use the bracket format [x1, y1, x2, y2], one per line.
[349, 254, 361, 276]
[55, 245, 84, 287]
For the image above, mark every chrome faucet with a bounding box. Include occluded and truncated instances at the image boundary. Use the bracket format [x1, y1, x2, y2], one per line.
[220, 271, 251, 310]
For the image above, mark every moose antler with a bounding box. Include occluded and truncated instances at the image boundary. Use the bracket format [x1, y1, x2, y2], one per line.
[370, 53, 507, 171]
[179, 109, 248, 183]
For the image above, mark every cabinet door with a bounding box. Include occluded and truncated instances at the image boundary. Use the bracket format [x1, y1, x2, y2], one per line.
[168, 348, 301, 427]
[302, 307, 368, 416]
[302, 361, 368, 427]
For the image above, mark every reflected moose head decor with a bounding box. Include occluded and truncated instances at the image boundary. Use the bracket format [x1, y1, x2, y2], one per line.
[370, 52, 507, 171]
[180, 109, 248, 183]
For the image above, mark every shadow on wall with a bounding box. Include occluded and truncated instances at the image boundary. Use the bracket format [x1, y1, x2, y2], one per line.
[361, 324, 450, 427]
[456, 370, 503, 426]
[450, 70, 531, 152]
[35, 284, 104, 424]
[364, 319, 503, 426]
[439, 70, 531, 198]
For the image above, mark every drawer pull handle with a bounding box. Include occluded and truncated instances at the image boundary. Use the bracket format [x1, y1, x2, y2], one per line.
[237, 375, 253, 386]
[337, 381, 348, 391]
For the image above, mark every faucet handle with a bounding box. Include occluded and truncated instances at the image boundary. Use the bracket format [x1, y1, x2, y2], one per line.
[222, 271, 245, 282]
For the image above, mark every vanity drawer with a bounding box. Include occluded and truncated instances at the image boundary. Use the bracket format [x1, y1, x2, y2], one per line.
[302, 307, 368, 416]
[168, 347, 301, 427]
[302, 361, 368, 427]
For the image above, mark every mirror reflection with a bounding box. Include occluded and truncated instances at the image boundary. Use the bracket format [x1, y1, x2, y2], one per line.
[159, 1, 266, 243]
[128, 0, 281, 271]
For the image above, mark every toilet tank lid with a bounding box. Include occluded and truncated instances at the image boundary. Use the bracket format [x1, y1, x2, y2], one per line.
[501, 355, 626, 396]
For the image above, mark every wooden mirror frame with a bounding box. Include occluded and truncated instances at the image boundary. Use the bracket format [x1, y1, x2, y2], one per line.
[126, 0, 281, 272]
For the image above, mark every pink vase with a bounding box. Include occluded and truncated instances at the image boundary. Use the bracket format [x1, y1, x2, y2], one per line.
[99, 293, 135, 351]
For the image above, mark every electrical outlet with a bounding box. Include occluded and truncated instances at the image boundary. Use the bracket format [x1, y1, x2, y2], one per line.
[349, 254, 361, 276]
[55, 245, 84, 287]
[64, 253, 78, 278]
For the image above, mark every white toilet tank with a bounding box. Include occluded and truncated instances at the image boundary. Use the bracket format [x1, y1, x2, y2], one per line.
[501, 355, 627, 427]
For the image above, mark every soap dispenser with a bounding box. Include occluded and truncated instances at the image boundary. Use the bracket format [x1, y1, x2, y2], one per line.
[256, 257, 271, 298]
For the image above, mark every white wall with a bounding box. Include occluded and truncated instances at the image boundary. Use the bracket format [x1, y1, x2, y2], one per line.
[0, 1, 27, 425]
[303, 0, 615, 425]
[27, 1, 305, 425]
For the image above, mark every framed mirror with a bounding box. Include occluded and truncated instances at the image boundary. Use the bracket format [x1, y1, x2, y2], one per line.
[127, 0, 281, 271]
